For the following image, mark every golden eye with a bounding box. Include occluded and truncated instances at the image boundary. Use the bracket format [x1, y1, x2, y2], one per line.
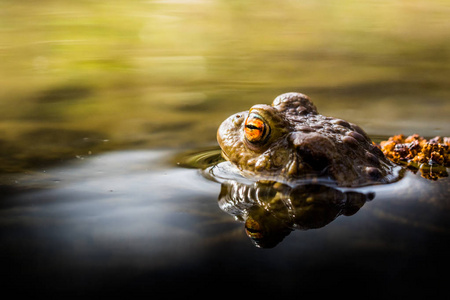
[244, 113, 270, 144]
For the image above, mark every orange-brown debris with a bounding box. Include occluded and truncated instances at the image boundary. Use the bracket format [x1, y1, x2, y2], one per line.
[379, 134, 450, 167]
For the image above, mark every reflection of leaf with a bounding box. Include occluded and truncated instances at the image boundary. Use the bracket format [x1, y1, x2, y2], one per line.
[22, 128, 107, 149]
[0, 128, 111, 174]
[33, 85, 93, 103]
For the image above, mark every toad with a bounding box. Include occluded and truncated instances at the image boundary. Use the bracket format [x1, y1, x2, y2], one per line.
[217, 92, 399, 187]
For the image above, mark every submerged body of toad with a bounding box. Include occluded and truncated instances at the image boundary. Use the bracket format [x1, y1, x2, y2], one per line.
[217, 92, 398, 187]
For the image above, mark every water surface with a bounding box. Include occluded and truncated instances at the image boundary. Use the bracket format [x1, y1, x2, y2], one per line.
[2, 149, 449, 297]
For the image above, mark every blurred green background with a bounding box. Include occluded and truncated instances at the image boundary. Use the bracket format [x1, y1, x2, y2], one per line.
[0, 0, 449, 173]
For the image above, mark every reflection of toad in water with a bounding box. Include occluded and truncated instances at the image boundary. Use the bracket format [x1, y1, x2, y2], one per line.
[218, 181, 374, 248]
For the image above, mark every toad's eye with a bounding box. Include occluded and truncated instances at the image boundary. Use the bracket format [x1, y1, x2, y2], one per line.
[244, 113, 270, 144]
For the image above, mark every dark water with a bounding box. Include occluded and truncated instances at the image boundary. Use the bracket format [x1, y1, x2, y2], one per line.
[1, 0, 450, 297]
[2, 149, 449, 297]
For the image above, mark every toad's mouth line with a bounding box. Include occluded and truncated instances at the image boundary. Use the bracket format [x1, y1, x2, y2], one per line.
[221, 150, 230, 161]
